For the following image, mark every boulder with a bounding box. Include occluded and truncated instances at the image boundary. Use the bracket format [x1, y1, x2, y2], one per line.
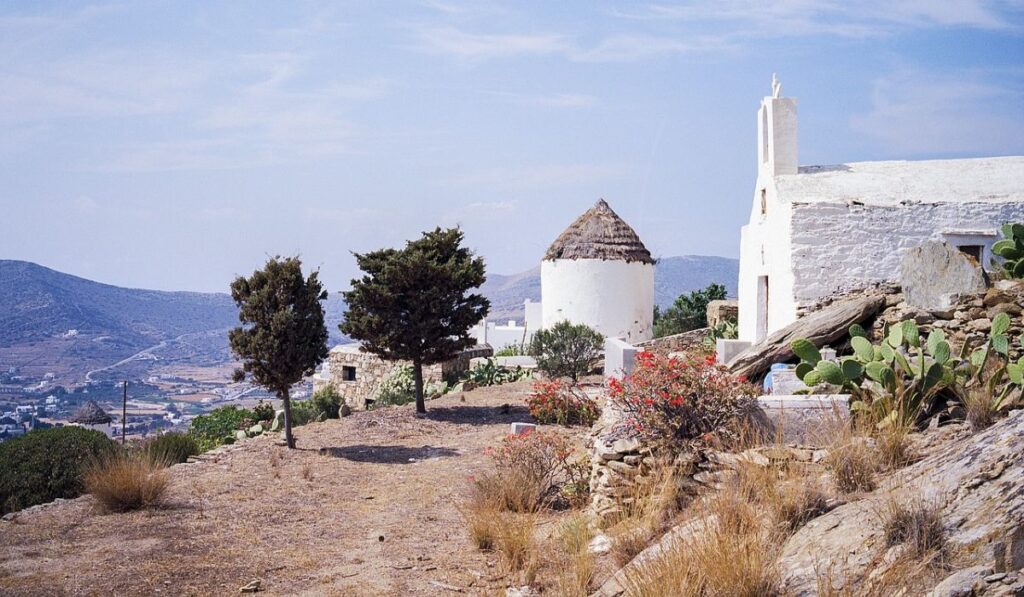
[928, 566, 992, 597]
[901, 241, 987, 312]
[727, 294, 885, 381]
[778, 410, 1024, 595]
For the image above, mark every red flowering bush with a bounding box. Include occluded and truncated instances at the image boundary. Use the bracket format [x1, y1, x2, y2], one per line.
[526, 379, 601, 427]
[608, 351, 758, 451]
[475, 430, 590, 511]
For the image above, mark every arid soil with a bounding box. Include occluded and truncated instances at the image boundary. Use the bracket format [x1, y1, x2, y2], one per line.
[0, 381, 550, 596]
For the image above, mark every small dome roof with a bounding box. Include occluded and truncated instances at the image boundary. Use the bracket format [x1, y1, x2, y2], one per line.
[544, 199, 654, 264]
[69, 400, 112, 425]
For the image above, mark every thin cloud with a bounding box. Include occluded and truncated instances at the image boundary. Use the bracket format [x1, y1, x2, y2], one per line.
[610, 0, 1017, 36]
[850, 68, 1024, 154]
[487, 90, 597, 108]
[409, 25, 569, 60]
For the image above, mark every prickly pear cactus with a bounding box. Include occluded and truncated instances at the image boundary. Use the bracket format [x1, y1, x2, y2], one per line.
[992, 222, 1024, 279]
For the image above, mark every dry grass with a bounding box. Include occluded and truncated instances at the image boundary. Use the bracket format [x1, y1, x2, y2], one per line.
[493, 511, 537, 573]
[823, 423, 878, 494]
[878, 497, 946, 557]
[606, 466, 681, 567]
[462, 490, 499, 551]
[624, 485, 782, 597]
[84, 452, 170, 513]
[874, 424, 913, 471]
[622, 449, 836, 596]
[300, 464, 314, 482]
[963, 387, 999, 430]
[554, 513, 595, 597]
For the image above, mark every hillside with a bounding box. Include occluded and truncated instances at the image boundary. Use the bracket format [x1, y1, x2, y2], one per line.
[482, 255, 738, 321]
[0, 261, 241, 383]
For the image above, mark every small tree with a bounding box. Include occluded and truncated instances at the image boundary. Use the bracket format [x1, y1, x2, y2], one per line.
[228, 257, 329, 449]
[341, 228, 489, 414]
[529, 321, 603, 382]
[653, 283, 728, 338]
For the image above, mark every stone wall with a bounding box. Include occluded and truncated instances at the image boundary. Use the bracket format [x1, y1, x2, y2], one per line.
[635, 327, 708, 356]
[314, 345, 490, 409]
[789, 201, 1024, 308]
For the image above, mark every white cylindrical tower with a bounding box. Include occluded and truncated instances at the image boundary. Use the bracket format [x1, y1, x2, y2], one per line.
[541, 199, 655, 343]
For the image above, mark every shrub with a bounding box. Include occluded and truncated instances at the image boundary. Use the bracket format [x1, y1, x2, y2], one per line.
[475, 430, 587, 512]
[375, 365, 416, 407]
[144, 432, 198, 466]
[462, 358, 532, 387]
[653, 283, 728, 338]
[529, 321, 603, 381]
[310, 385, 343, 419]
[0, 427, 118, 514]
[189, 405, 256, 451]
[252, 401, 275, 423]
[286, 399, 320, 426]
[608, 351, 758, 453]
[526, 379, 601, 427]
[84, 452, 169, 513]
[495, 344, 527, 357]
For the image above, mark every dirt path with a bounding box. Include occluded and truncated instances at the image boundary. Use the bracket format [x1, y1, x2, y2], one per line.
[0, 382, 544, 596]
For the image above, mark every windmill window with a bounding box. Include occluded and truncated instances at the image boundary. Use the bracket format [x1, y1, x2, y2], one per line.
[342, 366, 357, 382]
[958, 245, 983, 264]
[760, 189, 767, 215]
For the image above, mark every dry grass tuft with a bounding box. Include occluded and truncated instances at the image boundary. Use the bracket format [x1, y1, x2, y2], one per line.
[963, 387, 999, 430]
[879, 498, 946, 557]
[606, 466, 681, 567]
[84, 452, 170, 513]
[874, 424, 913, 471]
[824, 434, 877, 494]
[624, 484, 782, 597]
[462, 492, 499, 551]
[301, 464, 314, 482]
[493, 511, 536, 573]
[554, 513, 595, 597]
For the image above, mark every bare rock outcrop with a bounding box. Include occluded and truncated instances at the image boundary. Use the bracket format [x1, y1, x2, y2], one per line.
[778, 410, 1024, 596]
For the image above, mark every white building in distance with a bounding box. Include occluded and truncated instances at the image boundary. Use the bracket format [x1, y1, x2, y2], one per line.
[541, 199, 655, 343]
[738, 75, 1024, 343]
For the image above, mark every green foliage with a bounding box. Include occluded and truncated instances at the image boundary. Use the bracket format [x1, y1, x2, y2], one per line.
[375, 365, 416, 407]
[528, 321, 604, 382]
[288, 400, 321, 426]
[144, 432, 198, 466]
[702, 319, 738, 350]
[791, 321, 955, 430]
[653, 283, 728, 338]
[793, 315, 1024, 429]
[229, 256, 329, 449]
[462, 358, 532, 387]
[341, 227, 489, 414]
[0, 426, 117, 514]
[495, 344, 527, 357]
[992, 223, 1024, 279]
[310, 386, 343, 419]
[252, 401, 275, 423]
[189, 406, 256, 452]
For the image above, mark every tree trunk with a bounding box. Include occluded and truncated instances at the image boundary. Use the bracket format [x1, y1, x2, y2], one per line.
[281, 389, 296, 449]
[413, 359, 426, 414]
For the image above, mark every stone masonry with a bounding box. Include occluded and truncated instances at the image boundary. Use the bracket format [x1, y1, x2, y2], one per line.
[314, 344, 491, 409]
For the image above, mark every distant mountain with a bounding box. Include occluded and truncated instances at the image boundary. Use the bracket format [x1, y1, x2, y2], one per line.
[480, 255, 739, 321]
[0, 260, 239, 349]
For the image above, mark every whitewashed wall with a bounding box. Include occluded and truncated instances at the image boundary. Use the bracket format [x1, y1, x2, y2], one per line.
[738, 179, 798, 343]
[789, 201, 1024, 305]
[541, 258, 654, 343]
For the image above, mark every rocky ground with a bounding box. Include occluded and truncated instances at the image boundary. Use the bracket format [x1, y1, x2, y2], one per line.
[0, 381, 557, 597]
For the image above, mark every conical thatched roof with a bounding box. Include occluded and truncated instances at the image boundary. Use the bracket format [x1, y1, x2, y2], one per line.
[544, 199, 654, 264]
[69, 400, 111, 425]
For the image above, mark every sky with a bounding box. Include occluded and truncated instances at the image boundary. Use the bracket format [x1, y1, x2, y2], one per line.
[1, 1, 1023, 293]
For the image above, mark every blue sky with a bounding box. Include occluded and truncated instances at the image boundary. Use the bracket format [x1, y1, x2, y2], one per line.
[1, 1, 1022, 293]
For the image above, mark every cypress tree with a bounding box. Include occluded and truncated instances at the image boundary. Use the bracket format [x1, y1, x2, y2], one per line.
[341, 228, 489, 414]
